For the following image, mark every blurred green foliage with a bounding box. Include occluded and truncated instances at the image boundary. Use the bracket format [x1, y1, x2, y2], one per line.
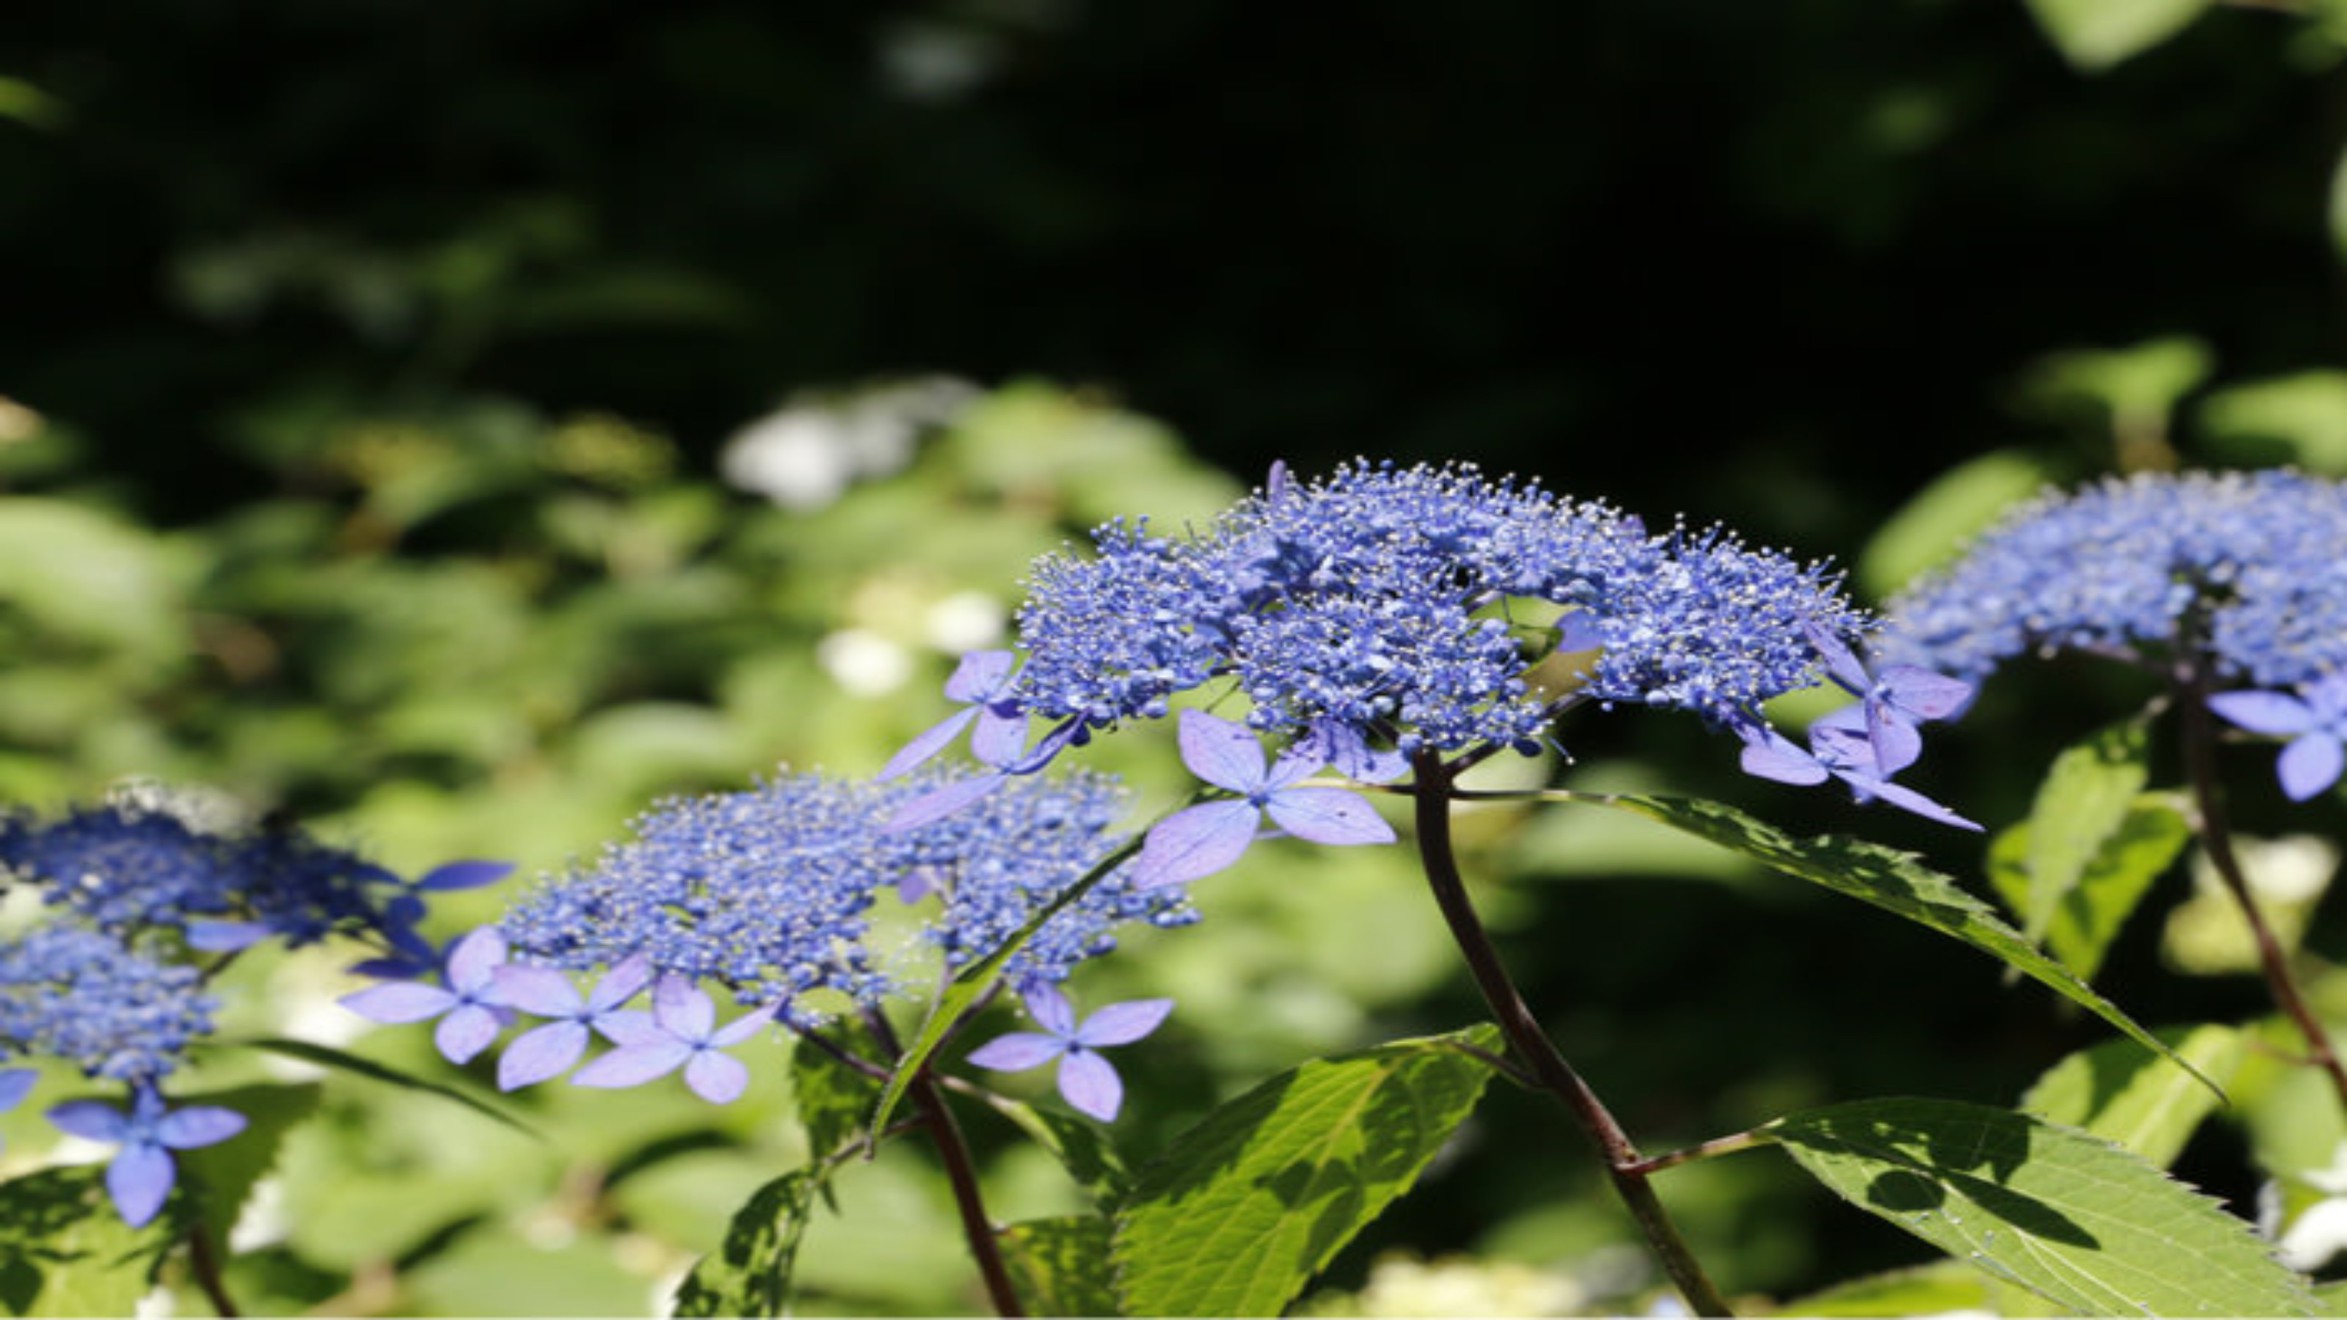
[8, 0, 2347, 1313]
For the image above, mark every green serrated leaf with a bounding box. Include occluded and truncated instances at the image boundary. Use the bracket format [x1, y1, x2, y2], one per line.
[0, 1168, 173, 1316]
[1768, 1096, 2314, 1316]
[981, 1094, 1132, 1209]
[1560, 792, 2212, 1094]
[2016, 722, 2152, 944]
[1859, 450, 2052, 600]
[2018, 723, 2153, 941]
[2023, 0, 2214, 70]
[1110, 1025, 1503, 1318]
[238, 1037, 542, 1140]
[170, 1082, 322, 1255]
[2019, 1025, 2246, 1169]
[1001, 1215, 1122, 1317]
[671, 1161, 834, 1318]
[1988, 791, 2191, 982]
[790, 1031, 881, 1160]
[1775, 1258, 1992, 1317]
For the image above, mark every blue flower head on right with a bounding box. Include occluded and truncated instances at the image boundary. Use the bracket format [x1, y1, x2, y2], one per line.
[1883, 469, 2347, 800]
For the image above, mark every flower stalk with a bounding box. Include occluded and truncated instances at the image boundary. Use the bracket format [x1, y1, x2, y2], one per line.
[1408, 751, 1733, 1317]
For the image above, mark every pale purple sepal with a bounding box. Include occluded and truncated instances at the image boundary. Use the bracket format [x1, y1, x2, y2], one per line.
[1130, 800, 1260, 889]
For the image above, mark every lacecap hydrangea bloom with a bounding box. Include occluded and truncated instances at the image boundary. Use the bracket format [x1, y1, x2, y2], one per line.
[369, 765, 1196, 1110]
[891, 459, 1978, 848]
[0, 792, 501, 1225]
[1883, 469, 2347, 798]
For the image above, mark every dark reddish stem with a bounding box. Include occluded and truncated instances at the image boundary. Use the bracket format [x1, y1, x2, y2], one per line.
[1409, 751, 1732, 1316]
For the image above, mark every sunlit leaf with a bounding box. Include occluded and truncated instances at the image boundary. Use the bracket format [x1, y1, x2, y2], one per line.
[1561, 792, 2209, 1093]
[1768, 1096, 2313, 1316]
[1110, 1025, 1503, 1317]
[2023, 0, 2212, 70]
[2019, 1025, 2246, 1169]
[0, 1168, 172, 1316]
[1987, 791, 2190, 982]
[1001, 1215, 1122, 1317]
[671, 1162, 833, 1319]
[2016, 720, 2152, 945]
[171, 1083, 322, 1256]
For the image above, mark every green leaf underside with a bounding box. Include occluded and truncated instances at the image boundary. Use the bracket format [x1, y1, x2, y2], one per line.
[790, 1030, 883, 1161]
[2019, 721, 2152, 945]
[1768, 1097, 2314, 1317]
[1563, 793, 2212, 1094]
[985, 1094, 1133, 1208]
[1989, 792, 2190, 983]
[171, 1082, 323, 1255]
[0, 1168, 173, 1317]
[867, 834, 1145, 1143]
[2020, 1025, 2246, 1171]
[239, 1036, 542, 1140]
[671, 1154, 849, 1318]
[1001, 1215, 1122, 1317]
[2023, 0, 2213, 71]
[1110, 1025, 1504, 1318]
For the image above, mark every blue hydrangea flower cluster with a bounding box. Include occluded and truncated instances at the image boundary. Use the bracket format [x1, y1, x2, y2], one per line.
[499, 766, 1190, 1012]
[412, 766, 1196, 1105]
[0, 925, 216, 1083]
[1884, 470, 2347, 689]
[890, 460, 1975, 838]
[1883, 470, 2347, 799]
[1004, 461, 1869, 754]
[0, 792, 501, 1226]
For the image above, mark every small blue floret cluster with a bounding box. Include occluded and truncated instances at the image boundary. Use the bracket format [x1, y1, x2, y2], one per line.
[1885, 469, 2347, 800]
[0, 794, 503, 1226]
[346, 766, 1196, 1117]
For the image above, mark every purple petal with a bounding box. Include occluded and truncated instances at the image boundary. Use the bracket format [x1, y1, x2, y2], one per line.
[571, 1040, 694, 1089]
[1265, 787, 1397, 846]
[45, 1099, 130, 1143]
[154, 1106, 245, 1151]
[595, 1009, 665, 1047]
[1128, 800, 1263, 889]
[185, 920, 272, 953]
[1056, 1050, 1125, 1122]
[1863, 706, 1924, 777]
[884, 772, 1006, 831]
[709, 999, 783, 1048]
[683, 1050, 752, 1104]
[1306, 722, 1408, 784]
[1555, 610, 1605, 653]
[1023, 983, 1078, 1038]
[0, 1069, 36, 1112]
[587, 955, 655, 1013]
[490, 965, 586, 1017]
[969, 707, 1031, 767]
[652, 976, 716, 1041]
[1260, 739, 1331, 792]
[1857, 778, 1983, 832]
[339, 980, 458, 1024]
[414, 860, 515, 891]
[1740, 741, 1830, 786]
[997, 719, 1081, 774]
[1806, 623, 1872, 694]
[435, 1004, 504, 1065]
[943, 649, 1017, 702]
[1176, 709, 1270, 794]
[107, 1143, 176, 1228]
[1073, 998, 1174, 1048]
[499, 1022, 589, 1090]
[877, 708, 979, 781]
[2278, 734, 2346, 801]
[2210, 689, 2320, 735]
[445, 927, 509, 991]
[1878, 666, 1973, 721]
[965, 1032, 1067, 1072]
